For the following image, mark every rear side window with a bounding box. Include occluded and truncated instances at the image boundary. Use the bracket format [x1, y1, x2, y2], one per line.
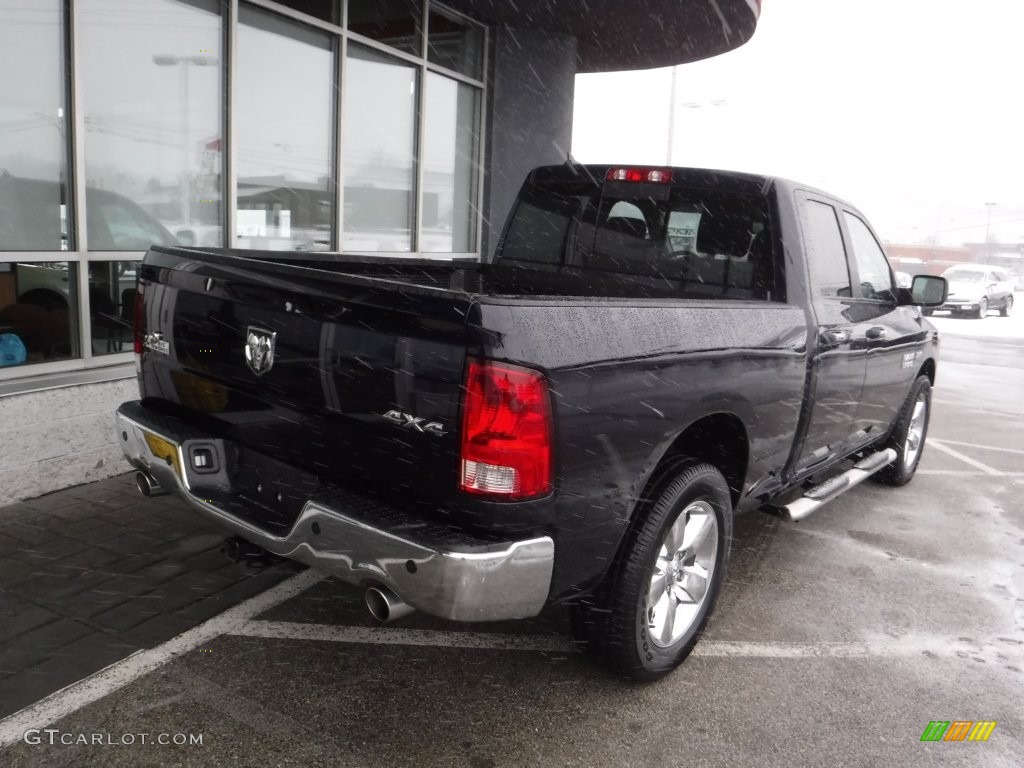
[798, 200, 851, 298]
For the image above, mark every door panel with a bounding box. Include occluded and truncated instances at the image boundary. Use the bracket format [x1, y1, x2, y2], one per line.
[841, 211, 924, 438]
[793, 195, 866, 472]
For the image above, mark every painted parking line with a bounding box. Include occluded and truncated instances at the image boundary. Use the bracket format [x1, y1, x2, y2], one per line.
[928, 440, 1002, 475]
[695, 637, 1023, 662]
[230, 620, 577, 653]
[0, 569, 326, 750]
[932, 399, 1024, 418]
[917, 469, 1024, 476]
[926, 438, 1024, 456]
[231, 621, 1023, 664]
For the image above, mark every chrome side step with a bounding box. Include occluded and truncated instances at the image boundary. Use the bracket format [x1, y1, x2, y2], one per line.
[779, 448, 898, 522]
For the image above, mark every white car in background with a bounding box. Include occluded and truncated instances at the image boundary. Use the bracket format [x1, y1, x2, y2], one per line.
[933, 264, 1014, 318]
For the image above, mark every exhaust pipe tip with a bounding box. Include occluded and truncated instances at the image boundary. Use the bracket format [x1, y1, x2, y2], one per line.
[366, 586, 414, 622]
[135, 470, 167, 497]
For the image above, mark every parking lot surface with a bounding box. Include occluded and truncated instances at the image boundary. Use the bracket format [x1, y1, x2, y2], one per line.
[1, 311, 1022, 767]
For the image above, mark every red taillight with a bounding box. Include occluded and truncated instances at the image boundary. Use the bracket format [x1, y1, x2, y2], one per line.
[606, 167, 673, 184]
[460, 358, 552, 500]
[132, 283, 145, 355]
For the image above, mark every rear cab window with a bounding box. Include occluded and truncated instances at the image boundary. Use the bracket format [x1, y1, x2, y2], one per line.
[494, 168, 777, 301]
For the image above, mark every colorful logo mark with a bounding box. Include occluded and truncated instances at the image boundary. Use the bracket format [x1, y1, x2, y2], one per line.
[920, 721, 997, 742]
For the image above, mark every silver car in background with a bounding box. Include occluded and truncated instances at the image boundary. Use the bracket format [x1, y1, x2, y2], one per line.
[933, 264, 1014, 318]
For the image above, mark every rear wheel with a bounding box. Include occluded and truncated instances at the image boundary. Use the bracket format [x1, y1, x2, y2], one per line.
[975, 298, 988, 319]
[877, 375, 931, 486]
[572, 461, 732, 680]
[1000, 295, 1013, 317]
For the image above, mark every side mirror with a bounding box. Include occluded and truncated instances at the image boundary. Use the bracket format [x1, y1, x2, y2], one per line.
[908, 275, 947, 307]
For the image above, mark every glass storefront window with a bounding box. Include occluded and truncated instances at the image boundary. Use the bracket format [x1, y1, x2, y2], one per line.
[0, 1, 69, 251]
[80, 0, 223, 251]
[427, 8, 483, 80]
[342, 44, 417, 253]
[236, 7, 334, 252]
[347, 0, 421, 57]
[0, 262, 78, 367]
[88, 261, 138, 356]
[422, 74, 480, 253]
[273, 0, 339, 24]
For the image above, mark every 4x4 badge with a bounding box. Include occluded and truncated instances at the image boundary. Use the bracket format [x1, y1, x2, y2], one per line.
[382, 409, 447, 437]
[244, 326, 276, 376]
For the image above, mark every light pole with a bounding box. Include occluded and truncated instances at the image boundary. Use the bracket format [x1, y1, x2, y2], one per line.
[666, 66, 678, 165]
[152, 55, 218, 228]
[983, 201, 997, 262]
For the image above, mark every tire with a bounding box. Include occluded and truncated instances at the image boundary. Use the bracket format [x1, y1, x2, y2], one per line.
[572, 460, 732, 680]
[975, 298, 988, 319]
[1000, 295, 1013, 317]
[876, 375, 931, 486]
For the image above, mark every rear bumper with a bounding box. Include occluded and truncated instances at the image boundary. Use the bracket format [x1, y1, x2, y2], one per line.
[115, 401, 554, 622]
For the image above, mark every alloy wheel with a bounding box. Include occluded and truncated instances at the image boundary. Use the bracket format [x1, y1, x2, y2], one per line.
[646, 500, 719, 648]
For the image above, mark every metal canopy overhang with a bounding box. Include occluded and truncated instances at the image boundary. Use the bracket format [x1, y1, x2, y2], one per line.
[443, 0, 761, 72]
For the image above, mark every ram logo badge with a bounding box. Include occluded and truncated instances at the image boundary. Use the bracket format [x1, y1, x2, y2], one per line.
[382, 409, 447, 437]
[244, 326, 276, 376]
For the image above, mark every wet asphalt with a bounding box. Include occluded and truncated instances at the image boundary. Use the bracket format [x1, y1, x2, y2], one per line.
[2, 309, 1023, 767]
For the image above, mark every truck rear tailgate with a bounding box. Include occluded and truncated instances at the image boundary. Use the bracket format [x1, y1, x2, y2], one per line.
[136, 247, 477, 530]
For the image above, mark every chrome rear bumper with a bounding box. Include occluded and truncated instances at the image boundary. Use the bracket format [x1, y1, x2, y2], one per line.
[115, 401, 554, 622]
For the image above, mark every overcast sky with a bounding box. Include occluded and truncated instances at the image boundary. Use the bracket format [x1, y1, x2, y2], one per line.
[572, 0, 1024, 248]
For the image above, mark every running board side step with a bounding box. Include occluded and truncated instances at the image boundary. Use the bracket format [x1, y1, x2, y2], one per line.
[777, 448, 898, 522]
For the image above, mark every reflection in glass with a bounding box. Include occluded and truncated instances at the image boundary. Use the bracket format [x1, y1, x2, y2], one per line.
[422, 74, 480, 253]
[272, 0, 339, 24]
[342, 45, 416, 252]
[236, 8, 334, 251]
[0, 1, 69, 251]
[88, 261, 138, 356]
[0, 262, 78, 367]
[348, 0, 421, 56]
[80, 0, 222, 250]
[427, 8, 483, 79]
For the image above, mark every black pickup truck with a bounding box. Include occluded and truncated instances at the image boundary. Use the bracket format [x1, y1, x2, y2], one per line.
[115, 164, 947, 679]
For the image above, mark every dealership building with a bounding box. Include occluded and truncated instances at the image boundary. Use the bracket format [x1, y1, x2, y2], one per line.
[0, 0, 759, 504]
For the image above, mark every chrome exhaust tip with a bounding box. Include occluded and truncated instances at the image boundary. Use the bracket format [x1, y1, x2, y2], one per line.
[366, 586, 414, 622]
[135, 471, 167, 497]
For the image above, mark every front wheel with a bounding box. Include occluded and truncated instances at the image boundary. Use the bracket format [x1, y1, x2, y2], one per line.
[877, 375, 931, 486]
[572, 461, 732, 680]
[1000, 295, 1013, 317]
[976, 298, 988, 319]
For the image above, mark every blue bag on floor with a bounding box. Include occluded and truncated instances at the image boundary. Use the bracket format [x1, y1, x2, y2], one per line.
[0, 332, 27, 366]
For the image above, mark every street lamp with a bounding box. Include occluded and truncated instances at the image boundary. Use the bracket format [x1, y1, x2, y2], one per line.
[983, 202, 997, 262]
[152, 55, 218, 228]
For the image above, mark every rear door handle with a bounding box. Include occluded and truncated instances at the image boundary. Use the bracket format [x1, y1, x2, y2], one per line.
[865, 326, 887, 340]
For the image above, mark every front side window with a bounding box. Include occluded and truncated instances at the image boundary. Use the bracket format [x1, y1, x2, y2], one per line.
[843, 212, 894, 301]
[0, 0, 69, 251]
[81, 0, 221, 250]
[799, 200, 851, 298]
